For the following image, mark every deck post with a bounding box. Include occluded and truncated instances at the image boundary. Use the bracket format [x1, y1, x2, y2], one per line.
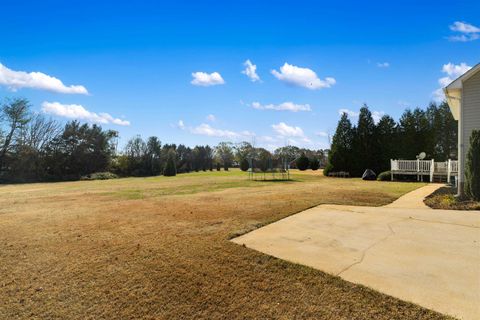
[447, 159, 451, 184]
[430, 159, 434, 182]
[417, 159, 420, 181]
[390, 159, 394, 181]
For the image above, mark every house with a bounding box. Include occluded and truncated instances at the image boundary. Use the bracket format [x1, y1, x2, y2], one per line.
[444, 63, 480, 196]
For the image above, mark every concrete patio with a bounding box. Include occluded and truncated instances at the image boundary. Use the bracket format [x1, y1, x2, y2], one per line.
[232, 185, 480, 319]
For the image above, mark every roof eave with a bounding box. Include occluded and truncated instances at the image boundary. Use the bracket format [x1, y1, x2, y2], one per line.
[446, 63, 480, 90]
[443, 87, 460, 120]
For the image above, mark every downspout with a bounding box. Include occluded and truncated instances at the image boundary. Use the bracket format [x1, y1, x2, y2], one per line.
[443, 90, 463, 196]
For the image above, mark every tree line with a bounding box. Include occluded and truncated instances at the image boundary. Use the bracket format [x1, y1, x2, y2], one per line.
[115, 139, 327, 177]
[0, 98, 327, 183]
[325, 102, 457, 177]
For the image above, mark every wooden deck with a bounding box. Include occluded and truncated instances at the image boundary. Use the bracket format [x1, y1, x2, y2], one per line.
[390, 159, 458, 183]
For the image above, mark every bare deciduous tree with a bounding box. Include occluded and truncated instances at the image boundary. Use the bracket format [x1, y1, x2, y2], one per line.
[19, 114, 61, 152]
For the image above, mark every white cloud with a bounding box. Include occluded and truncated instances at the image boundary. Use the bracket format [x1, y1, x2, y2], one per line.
[180, 120, 254, 139]
[377, 62, 390, 68]
[271, 122, 305, 138]
[450, 21, 480, 33]
[251, 101, 311, 112]
[41, 101, 129, 126]
[433, 62, 472, 101]
[372, 111, 385, 123]
[0, 63, 88, 94]
[190, 123, 251, 138]
[448, 34, 480, 42]
[271, 63, 336, 90]
[191, 71, 225, 86]
[338, 108, 359, 118]
[441, 62, 472, 85]
[255, 132, 329, 150]
[316, 131, 328, 137]
[448, 21, 480, 42]
[206, 114, 216, 122]
[241, 60, 260, 82]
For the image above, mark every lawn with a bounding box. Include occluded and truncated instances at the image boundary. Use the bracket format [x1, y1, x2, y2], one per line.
[0, 170, 446, 319]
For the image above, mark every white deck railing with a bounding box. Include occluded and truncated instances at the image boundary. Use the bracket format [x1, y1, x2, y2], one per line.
[390, 159, 458, 183]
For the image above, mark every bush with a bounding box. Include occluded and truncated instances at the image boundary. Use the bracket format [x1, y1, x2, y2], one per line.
[377, 171, 392, 181]
[240, 158, 249, 171]
[296, 153, 310, 171]
[323, 163, 333, 176]
[310, 158, 320, 170]
[111, 155, 129, 176]
[80, 172, 119, 181]
[216, 163, 221, 171]
[465, 130, 480, 200]
[163, 149, 177, 176]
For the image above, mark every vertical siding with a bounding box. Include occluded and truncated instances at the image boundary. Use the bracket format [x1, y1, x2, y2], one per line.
[462, 71, 480, 178]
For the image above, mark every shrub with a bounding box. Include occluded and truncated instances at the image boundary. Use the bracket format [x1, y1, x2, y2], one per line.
[296, 153, 309, 171]
[323, 162, 333, 176]
[377, 171, 392, 181]
[80, 172, 119, 181]
[310, 158, 320, 171]
[240, 158, 249, 171]
[216, 163, 221, 171]
[178, 163, 191, 173]
[163, 149, 177, 176]
[465, 130, 480, 201]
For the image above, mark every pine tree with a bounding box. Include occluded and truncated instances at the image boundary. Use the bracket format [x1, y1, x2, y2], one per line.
[296, 153, 309, 171]
[376, 115, 397, 172]
[325, 113, 354, 175]
[310, 158, 320, 170]
[427, 102, 458, 161]
[352, 105, 377, 176]
[398, 108, 432, 159]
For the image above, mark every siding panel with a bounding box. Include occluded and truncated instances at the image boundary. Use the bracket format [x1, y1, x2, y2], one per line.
[462, 71, 480, 169]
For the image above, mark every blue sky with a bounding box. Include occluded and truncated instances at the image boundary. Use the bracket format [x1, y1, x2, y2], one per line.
[1, 0, 479, 150]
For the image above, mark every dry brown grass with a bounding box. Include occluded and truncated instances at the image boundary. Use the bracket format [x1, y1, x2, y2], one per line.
[424, 186, 480, 210]
[0, 170, 447, 319]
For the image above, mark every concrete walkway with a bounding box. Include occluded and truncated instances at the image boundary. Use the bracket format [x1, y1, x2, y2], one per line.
[384, 183, 443, 209]
[232, 185, 480, 320]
